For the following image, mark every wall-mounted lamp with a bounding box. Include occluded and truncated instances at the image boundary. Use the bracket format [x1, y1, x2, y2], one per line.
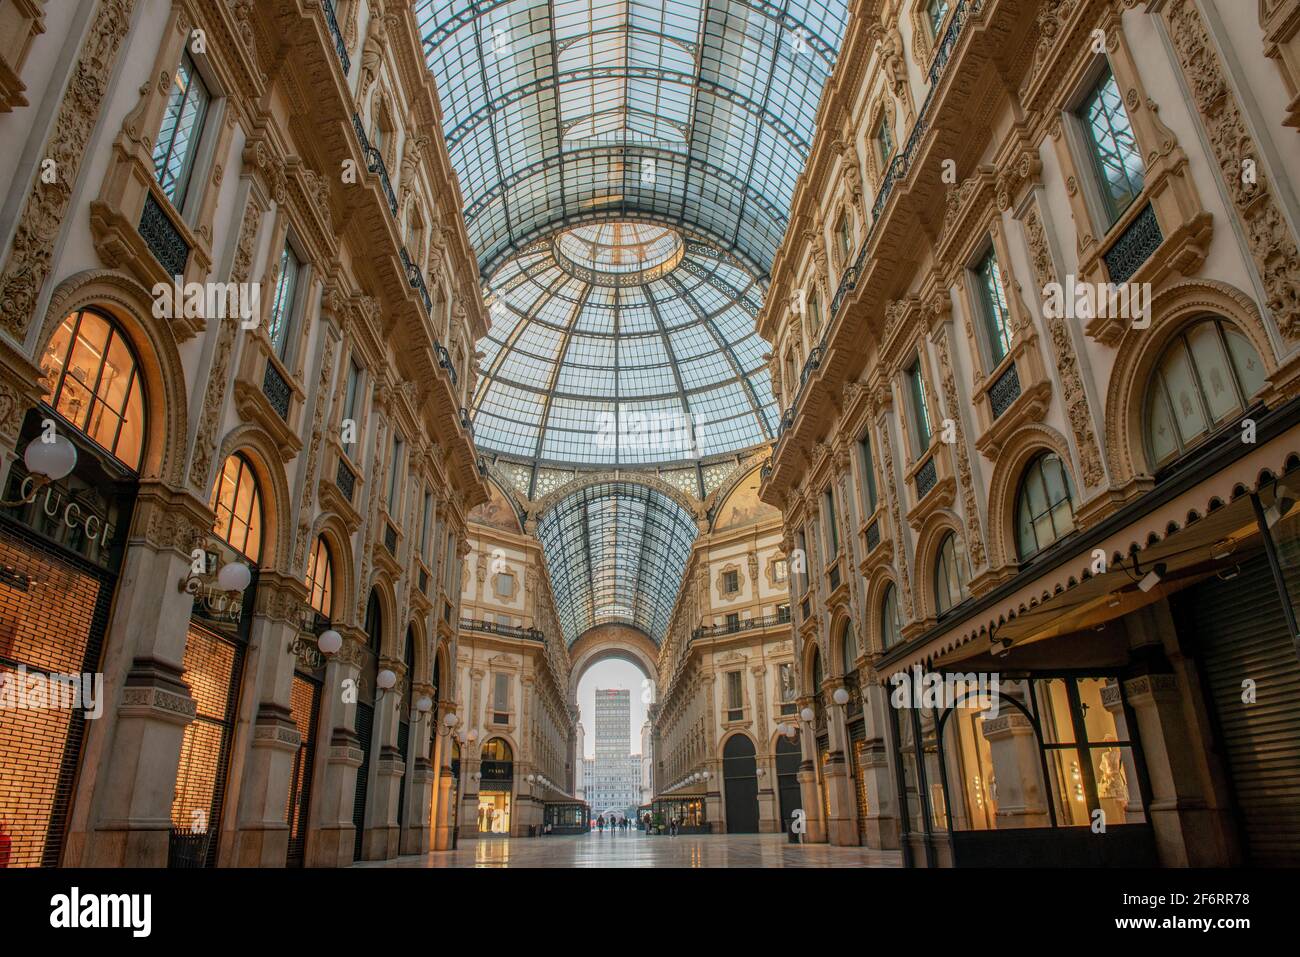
[317, 629, 343, 655]
[0, 435, 78, 507]
[375, 669, 397, 700]
[1138, 562, 1167, 593]
[799, 707, 815, 723]
[414, 695, 433, 722]
[832, 687, 850, 707]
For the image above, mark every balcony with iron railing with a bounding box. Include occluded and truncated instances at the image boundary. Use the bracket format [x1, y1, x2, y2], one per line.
[690, 609, 792, 643]
[769, 0, 1005, 468]
[460, 618, 546, 642]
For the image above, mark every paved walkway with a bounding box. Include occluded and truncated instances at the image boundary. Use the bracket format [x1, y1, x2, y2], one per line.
[356, 831, 903, 868]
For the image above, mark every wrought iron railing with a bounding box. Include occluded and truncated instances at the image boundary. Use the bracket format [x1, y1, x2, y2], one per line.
[262, 362, 292, 419]
[1103, 202, 1162, 285]
[459, 407, 474, 438]
[691, 611, 792, 642]
[400, 246, 432, 315]
[335, 458, 356, 502]
[988, 361, 1022, 419]
[140, 192, 190, 277]
[459, 618, 545, 642]
[776, 0, 977, 446]
[435, 342, 458, 386]
[321, 0, 350, 75]
[915, 454, 939, 499]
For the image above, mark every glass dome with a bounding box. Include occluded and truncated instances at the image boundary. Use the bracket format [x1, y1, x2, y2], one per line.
[471, 223, 778, 467]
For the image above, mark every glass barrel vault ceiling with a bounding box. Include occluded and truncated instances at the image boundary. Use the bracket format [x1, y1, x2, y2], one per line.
[536, 482, 699, 644]
[416, 0, 850, 280]
[417, 0, 849, 468]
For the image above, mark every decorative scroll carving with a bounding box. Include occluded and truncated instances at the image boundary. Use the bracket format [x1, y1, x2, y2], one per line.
[189, 200, 263, 491]
[934, 332, 986, 569]
[292, 334, 340, 573]
[1022, 204, 1105, 488]
[1165, 0, 1300, 336]
[0, 0, 138, 337]
[876, 417, 913, 618]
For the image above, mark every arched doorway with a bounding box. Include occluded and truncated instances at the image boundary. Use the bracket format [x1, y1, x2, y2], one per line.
[478, 737, 513, 834]
[722, 734, 760, 833]
[775, 736, 802, 833]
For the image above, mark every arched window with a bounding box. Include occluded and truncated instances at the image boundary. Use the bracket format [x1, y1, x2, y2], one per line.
[365, 589, 383, 653]
[881, 583, 902, 649]
[209, 452, 262, 562]
[809, 646, 823, 695]
[1015, 452, 1076, 560]
[1145, 318, 1265, 469]
[481, 737, 512, 762]
[839, 622, 857, 674]
[39, 308, 147, 471]
[934, 531, 969, 616]
[306, 535, 334, 618]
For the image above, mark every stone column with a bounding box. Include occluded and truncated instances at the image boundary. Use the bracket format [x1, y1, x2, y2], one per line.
[431, 700, 459, 851]
[861, 683, 900, 848]
[1122, 673, 1235, 866]
[305, 633, 365, 867]
[981, 711, 1050, 828]
[365, 656, 405, 860]
[795, 696, 825, 843]
[68, 484, 210, 867]
[228, 575, 308, 867]
[401, 681, 436, 855]
[823, 692, 858, 845]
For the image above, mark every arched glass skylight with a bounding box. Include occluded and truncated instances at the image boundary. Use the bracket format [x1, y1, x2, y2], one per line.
[536, 482, 699, 644]
[416, 0, 850, 280]
[472, 226, 778, 466]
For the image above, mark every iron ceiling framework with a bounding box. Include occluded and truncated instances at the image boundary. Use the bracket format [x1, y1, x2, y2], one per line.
[416, 0, 849, 281]
[535, 482, 700, 644]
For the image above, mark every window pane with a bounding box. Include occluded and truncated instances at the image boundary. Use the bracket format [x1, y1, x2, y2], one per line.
[152, 53, 210, 208]
[1186, 321, 1239, 423]
[977, 249, 1011, 363]
[1146, 381, 1179, 465]
[1158, 344, 1210, 446]
[1079, 66, 1145, 223]
[1224, 326, 1265, 399]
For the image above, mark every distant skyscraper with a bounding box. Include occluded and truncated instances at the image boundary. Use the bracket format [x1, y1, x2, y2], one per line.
[589, 688, 640, 816]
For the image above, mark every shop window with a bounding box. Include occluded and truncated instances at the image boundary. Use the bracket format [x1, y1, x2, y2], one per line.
[973, 245, 1012, 366]
[881, 583, 902, 648]
[1076, 64, 1145, 227]
[1015, 452, 1077, 560]
[933, 531, 969, 616]
[481, 737, 512, 762]
[306, 535, 334, 618]
[1144, 318, 1265, 470]
[152, 50, 211, 210]
[209, 453, 262, 563]
[905, 356, 932, 455]
[267, 239, 303, 361]
[39, 308, 146, 471]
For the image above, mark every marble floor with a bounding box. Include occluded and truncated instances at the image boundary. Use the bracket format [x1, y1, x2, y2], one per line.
[355, 831, 903, 868]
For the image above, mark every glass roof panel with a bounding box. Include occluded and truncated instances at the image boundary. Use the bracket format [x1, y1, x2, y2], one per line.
[470, 226, 777, 466]
[417, 0, 848, 278]
[536, 481, 699, 644]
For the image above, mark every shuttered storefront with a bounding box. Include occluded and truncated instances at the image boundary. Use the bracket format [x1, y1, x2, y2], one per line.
[0, 520, 115, 866]
[286, 673, 321, 867]
[1187, 554, 1300, 865]
[849, 721, 869, 842]
[352, 701, 374, 861]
